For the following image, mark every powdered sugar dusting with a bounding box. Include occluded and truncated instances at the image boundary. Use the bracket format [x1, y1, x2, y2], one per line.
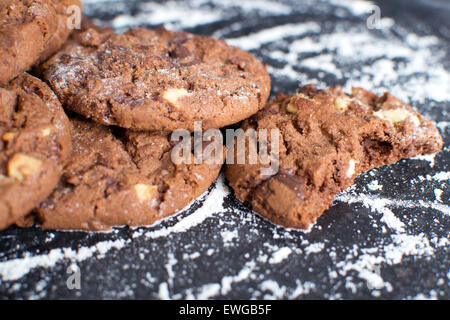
[0, 239, 128, 281]
[254, 25, 450, 104]
[268, 247, 292, 264]
[143, 175, 229, 239]
[226, 22, 321, 51]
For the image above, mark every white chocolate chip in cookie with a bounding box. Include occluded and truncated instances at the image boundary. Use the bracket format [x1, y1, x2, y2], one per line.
[162, 88, 189, 108]
[286, 102, 299, 114]
[334, 96, 352, 113]
[41, 126, 52, 137]
[2, 132, 16, 142]
[286, 92, 320, 114]
[134, 184, 158, 202]
[346, 159, 356, 178]
[296, 93, 315, 101]
[8, 153, 43, 181]
[373, 109, 421, 127]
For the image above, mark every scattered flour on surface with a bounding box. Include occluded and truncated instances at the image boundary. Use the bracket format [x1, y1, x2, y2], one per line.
[367, 180, 383, 191]
[221, 229, 238, 245]
[144, 175, 229, 239]
[268, 247, 292, 264]
[0, 239, 128, 281]
[2, 0, 448, 300]
[304, 243, 325, 255]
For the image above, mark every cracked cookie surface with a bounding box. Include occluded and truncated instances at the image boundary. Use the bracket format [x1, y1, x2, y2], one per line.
[226, 85, 443, 229]
[0, 73, 71, 229]
[39, 26, 271, 131]
[0, 0, 81, 85]
[36, 117, 223, 230]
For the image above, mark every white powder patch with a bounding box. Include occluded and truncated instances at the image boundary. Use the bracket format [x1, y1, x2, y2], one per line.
[0, 239, 128, 281]
[410, 291, 439, 300]
[426, 172, 450, 183]
[267, 64, 323, 86]
[44, 233, 55, 243]
[158, 282, 170, 300]
[106, 0, 293, 32]
[434, 189, 443, 203]
[141, 272, 157, 287]
[337, 252, 392, 291]
[226, 22, 321, 51]
[268, 247, 292, 264]
[144, 175, 229, 239]
[220, 260, 257, 295]
[195, 283, 221, 300]
[336, 193, 405, 232]
[384, 234, 436, 264]
[165, 253, 178, 288]
[288, 280, 316, 299]
[112, 3, 222, 30]
[367, 180, 383, 191]
[331, 188, 449, 292]
[300, 54, 342, 78]
[336, 233, 442, 294]
[410, 154, 437, 168]
[221, 229, 238, 245]
[437, 121, 450, 131]
[304, 243, 325, 255]
[329, 0, 374, 16]
[208, 0, 291, 15]
[259, 280, 287, 299]
[183, 252, 201, 260]
[262, 25, 450, 103]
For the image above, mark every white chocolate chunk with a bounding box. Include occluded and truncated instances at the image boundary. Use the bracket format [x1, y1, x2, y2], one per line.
[162, 88, 189, 107]
[41, 127, 52, 137]
[346, 159, 356, 178]
[8, 154, 43, 181]
[286, 92, 319, 114]
[134, 184, 158, 202]
[296, 93, 315, 101]
[334, 96, 351, 113]
[286, 102, 298, 114]
[2, 132, 16, 142]
[373, 108, 421, 127]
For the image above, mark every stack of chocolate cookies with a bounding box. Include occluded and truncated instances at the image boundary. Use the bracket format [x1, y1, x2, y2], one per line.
[0, 0, 271, 231]
[0, 0, 443, 232]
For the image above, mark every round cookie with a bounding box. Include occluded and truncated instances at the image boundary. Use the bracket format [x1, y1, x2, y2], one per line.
[39, 26, 271, 132]
[35, 117, 224, 231]
[0, 73, 72, 230]
[0, 0, 81, 85]
[226, 85, 443, 229]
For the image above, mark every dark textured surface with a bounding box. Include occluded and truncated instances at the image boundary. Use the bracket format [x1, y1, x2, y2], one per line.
[0, 0, 448, 300]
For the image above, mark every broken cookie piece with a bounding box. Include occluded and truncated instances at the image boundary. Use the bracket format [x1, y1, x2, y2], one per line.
[226, 85, 443, 229]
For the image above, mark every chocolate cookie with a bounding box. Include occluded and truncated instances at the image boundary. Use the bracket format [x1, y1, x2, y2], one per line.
[0, 0, 81, 85]
[0, 73, 71, 230]
[39, 0, 83, 64]
[35, 117, 224, 231]
[226, 85, 444, 229]
[39, 26, 271, 131]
